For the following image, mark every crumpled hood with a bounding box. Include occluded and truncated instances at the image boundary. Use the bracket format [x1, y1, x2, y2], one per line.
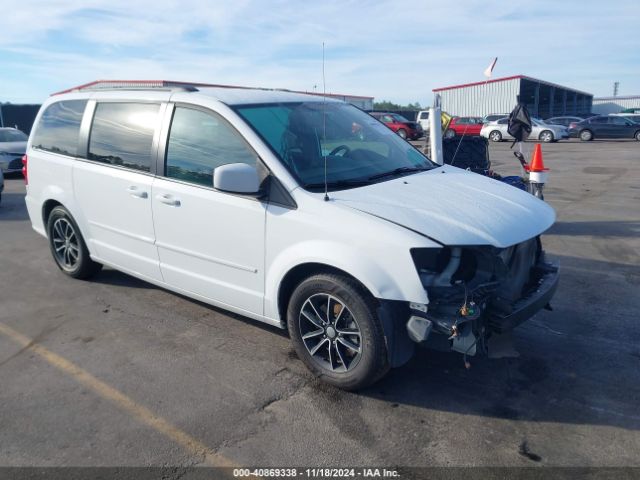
[331, 165, 555, 248]
[0, 141, 27, 153]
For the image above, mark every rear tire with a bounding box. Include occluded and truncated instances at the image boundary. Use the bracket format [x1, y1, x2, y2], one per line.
[47, 206, 102, 279]
[635, 131, 640, 141]
[444, 128, 456, 139]
[580, 129, 593, 141]
[489, 130, 502, 142]
[397, 129, 407, 139]
[539, 130, 554, 143]
[287, 273, 389, 391]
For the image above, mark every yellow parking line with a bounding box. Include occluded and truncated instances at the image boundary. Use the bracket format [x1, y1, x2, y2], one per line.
[0, 321, 237, 468]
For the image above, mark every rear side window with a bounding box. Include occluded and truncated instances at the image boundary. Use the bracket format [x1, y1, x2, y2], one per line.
[610, 117, 629, 125]
[165, 106, 257, 187]
[31, 100, 87, 156]
[88, 103, 160, 172]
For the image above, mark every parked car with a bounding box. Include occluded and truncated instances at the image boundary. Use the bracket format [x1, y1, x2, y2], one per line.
[482, 113, 510, 124]
[369, 112, 423, 140]
[416, 110, 430, 133]
[0, 127, 28, 173]
[481, 118, 568, 142]
[0, 167, 4, 205]
[545, 116, 585, 127]
[568, 115, 640, 141]
[24, 84, 558, 390]
[444, 116, 484, 138]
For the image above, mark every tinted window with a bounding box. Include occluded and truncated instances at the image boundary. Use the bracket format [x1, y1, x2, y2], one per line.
[419, 112, 429, 119]
[166, 107, 257, 187]
[497, 118, 508, 125]
[610, 116, 629, 125]
[88, 103, 160, 172]
[590, 117, 608, 124]
[31, 100, 87, 156]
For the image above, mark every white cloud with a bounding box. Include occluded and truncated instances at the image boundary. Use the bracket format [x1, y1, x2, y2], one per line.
[0, 0, 638, 104]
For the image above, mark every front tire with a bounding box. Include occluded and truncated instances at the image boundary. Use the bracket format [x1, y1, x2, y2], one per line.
[635, 130, 640, 141]
[397, 129, 407, 139]
[489, 130, 502, 142]
[444, 128, 456, 139]
[287, 273, 389, 390]
[47, 206, 102, 279]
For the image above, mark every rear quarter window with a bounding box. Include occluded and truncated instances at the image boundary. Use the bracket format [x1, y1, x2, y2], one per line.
[31, 100, 87, 156]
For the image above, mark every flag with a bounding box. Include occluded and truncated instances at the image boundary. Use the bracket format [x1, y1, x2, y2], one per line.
[483, 57, 498, 78]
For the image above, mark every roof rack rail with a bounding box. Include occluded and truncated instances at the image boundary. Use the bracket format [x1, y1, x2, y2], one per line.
[51, 80, 211, 96]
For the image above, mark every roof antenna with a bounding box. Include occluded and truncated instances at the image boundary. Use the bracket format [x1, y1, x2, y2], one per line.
[322, 42, 329, 202]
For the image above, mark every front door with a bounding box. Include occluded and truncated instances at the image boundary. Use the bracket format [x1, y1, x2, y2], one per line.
[151, 105, 266, 315]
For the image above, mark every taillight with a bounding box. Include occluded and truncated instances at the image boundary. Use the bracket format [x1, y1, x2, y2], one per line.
[22, 154, 28, 185]
[569, 122, 577, 129]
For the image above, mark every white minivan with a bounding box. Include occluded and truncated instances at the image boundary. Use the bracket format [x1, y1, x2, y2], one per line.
[24, 82, 559, 390]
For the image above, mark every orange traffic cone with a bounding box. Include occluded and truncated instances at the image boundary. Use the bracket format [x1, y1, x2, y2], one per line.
[527, 144, 549, 184]
[528, 144, 548, 172]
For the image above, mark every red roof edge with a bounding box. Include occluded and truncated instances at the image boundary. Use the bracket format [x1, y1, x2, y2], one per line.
[433, 74, 593, 96]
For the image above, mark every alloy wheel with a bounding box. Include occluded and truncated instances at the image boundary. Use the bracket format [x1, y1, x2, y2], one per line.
[298, 293, 362, 373]
[51, 218, 80, 270]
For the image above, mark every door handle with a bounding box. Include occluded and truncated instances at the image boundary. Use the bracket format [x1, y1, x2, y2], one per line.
[156, 194, 181, 207]
[127, 186, 148, 199]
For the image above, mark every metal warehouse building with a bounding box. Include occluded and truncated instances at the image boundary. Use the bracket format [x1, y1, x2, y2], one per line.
[433, 75, 593, 119]
[592, 95, 640, 114]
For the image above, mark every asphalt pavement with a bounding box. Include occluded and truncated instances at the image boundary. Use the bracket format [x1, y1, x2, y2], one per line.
[0, 138, 639, 471]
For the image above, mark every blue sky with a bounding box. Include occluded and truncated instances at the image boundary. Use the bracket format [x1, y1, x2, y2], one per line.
[1, 0, 637, 105]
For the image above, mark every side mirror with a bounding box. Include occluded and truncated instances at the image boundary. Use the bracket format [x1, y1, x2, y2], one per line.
[213, 163, 260, 195]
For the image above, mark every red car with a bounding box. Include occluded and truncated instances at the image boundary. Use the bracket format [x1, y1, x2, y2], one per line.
[444, 116, 484, 138]
[369, 112, 423, 140]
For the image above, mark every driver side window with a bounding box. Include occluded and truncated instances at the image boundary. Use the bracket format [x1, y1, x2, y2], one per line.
[165, 106, 257, 187]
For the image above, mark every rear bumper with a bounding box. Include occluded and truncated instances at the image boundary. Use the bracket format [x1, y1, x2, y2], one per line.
[488, 264, 559, 333]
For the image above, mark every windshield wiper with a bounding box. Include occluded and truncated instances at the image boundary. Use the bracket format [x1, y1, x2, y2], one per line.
[367, 166, 430, 181]
[303, 179, 373, 190]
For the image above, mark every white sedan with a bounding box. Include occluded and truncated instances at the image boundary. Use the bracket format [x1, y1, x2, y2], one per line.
[481, 117, 569, 143]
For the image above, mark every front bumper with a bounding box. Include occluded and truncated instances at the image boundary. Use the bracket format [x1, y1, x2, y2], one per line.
[488, 264, 559, 333]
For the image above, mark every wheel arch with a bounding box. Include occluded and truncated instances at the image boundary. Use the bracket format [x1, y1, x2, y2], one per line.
[277, 262, 375, 329]
[266, 239, 429, 325]
[42, 199, 64, 229]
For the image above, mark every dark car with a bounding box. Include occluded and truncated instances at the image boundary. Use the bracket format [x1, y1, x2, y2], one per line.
[569, 115, 640, 141]
[0, 128, 28, 173]
[369, 112, 423, 140]
[546, 116, 585, 127]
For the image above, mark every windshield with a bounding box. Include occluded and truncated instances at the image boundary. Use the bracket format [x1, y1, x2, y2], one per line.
[391, 114, 410, 122]
[234, 102, 436, 191]
[0, 129, 28, 142]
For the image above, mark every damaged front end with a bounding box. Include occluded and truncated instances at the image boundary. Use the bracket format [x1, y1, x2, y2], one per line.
[406, 238, 559, 362]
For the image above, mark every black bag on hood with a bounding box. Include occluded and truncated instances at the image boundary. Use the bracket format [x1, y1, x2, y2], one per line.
[507, 103, 532, 146]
